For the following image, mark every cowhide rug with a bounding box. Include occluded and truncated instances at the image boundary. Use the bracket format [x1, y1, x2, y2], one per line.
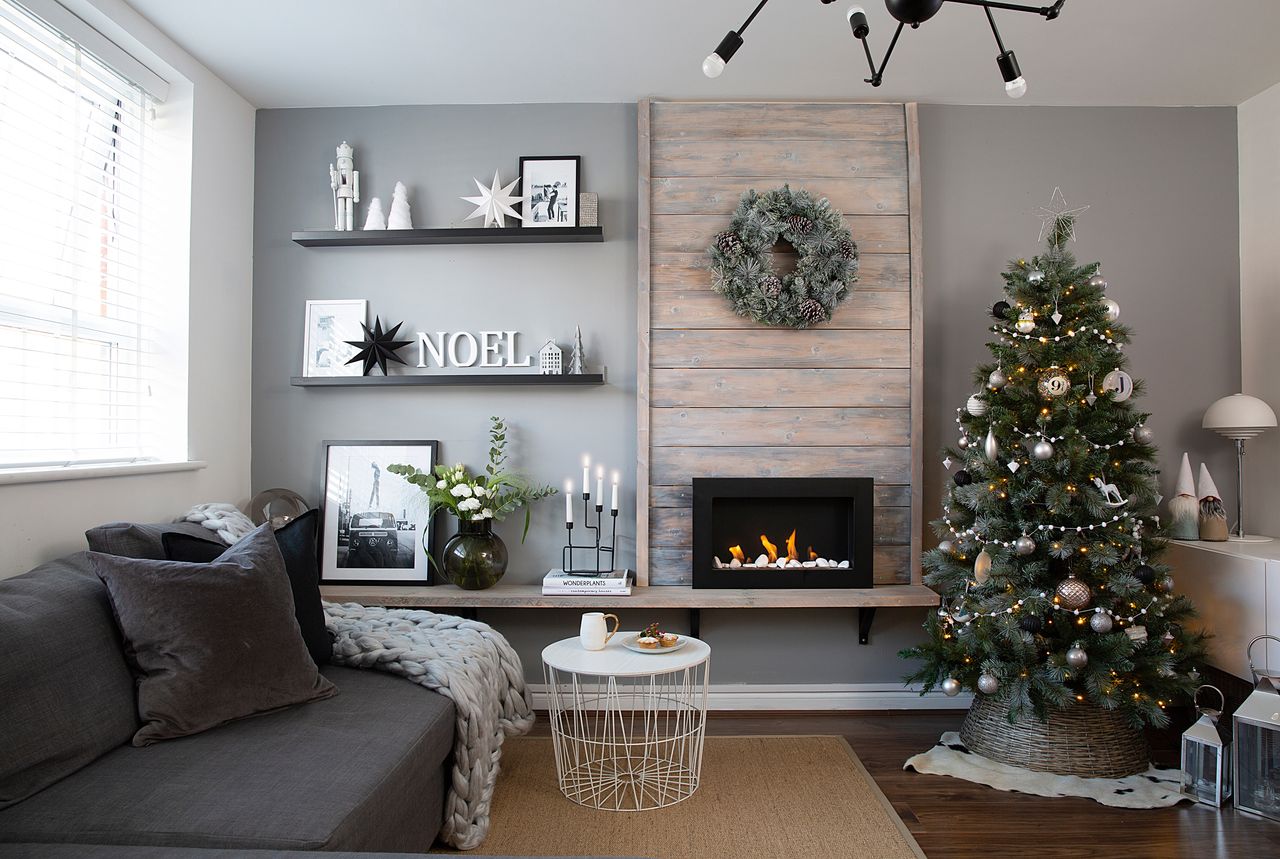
[905, 731, 1188, 809]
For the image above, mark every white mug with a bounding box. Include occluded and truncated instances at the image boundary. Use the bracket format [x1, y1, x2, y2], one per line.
[580, 612, 620, 651]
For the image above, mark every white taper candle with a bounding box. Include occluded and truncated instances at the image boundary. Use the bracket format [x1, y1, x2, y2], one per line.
[595, 465, 604, 504]
[565, 480, 573, 523]
[611, 471, 619, 511]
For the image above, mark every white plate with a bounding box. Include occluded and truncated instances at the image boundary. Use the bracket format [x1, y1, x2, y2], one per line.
[621, 633, 689, 654]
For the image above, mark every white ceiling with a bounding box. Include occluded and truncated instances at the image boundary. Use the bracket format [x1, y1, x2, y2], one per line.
[124, 0, 1280, 108]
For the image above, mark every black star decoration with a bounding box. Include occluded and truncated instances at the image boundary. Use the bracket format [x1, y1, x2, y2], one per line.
[345, 316, 412, 376]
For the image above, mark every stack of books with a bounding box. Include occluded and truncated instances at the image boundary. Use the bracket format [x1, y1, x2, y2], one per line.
[542, 569, 633, 596]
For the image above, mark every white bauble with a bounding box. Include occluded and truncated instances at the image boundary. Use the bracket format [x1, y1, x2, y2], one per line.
[966, 394, 988, 417]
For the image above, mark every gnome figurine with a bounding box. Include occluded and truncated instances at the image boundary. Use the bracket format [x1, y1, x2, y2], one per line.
[1167, 453, 1199, 540]
[1197, 463, 1228, 542]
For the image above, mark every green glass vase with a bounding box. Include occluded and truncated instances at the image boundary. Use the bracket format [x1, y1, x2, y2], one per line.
[440, 518, 508, 590]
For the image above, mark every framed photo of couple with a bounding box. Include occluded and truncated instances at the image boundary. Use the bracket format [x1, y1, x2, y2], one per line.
[519, 155, 580, 228]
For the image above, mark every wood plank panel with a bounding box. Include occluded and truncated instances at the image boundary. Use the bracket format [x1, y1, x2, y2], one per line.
[906, 102, 925, 589]
[652, 139, 907, 179]
[652, 214, 909, 255]
[637, 99, 652, 584]
[650, 102, 906, 141]
[652, 252, 910, 291]
[648, 483, 912, 509]
[650, 407, 910, 447]
[648, 546, 911, 586]
[650, 445, 912, 486]
[652, 176, 907, 216]
[649, 505, 911, 548]
[650, 330, 909, 370]
[650, 368, 910, 409]
[651, 289, 909, 330]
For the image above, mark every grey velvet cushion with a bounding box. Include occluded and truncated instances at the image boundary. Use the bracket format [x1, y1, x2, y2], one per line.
[0, 553, 139, 810]
[85, 519, 223, 560]
[0, 667, 456, 852]
[90, 524, 336, 746]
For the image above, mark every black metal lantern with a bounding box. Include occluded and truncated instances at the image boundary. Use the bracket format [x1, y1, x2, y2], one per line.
[1181, 685, 1230, 807]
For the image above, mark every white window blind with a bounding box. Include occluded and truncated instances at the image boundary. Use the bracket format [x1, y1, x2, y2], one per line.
[0, 0, 181, 470]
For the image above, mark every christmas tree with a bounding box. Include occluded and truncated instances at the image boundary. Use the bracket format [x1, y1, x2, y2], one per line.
[903, 196, 1206, 729]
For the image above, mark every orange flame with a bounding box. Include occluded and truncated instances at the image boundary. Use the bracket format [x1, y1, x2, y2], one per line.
[760, 534, 779, 563]
[729, 545, 745, 563]
[808, 546, 818, 561]
[785, 529, 798, 562]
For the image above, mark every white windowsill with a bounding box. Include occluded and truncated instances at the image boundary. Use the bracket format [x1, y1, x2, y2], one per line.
[0, 460, 207, 486]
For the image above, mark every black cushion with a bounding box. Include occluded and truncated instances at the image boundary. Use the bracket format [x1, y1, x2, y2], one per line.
[164, 510, 332, 666]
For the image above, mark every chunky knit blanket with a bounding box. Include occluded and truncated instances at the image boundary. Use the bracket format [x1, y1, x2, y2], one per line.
[324, 602, 534, 850]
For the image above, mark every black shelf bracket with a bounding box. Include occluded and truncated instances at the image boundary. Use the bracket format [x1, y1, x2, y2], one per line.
[858, 607, 877, 645]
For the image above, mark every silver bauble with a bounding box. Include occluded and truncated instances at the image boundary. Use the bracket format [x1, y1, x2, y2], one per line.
[1066, 645, 1089, 668]
[1160, 575, 1175, 593]
[1014, 535, 1036, 556]
[957, 435, 970, 450]
[973, 548, 993, 585]
[966, 393, 988, 416]
[1032, 440, 1055, 460]
[1102, 298, 1120, 323]
[941, 678, 962, 697]
[938, 540, 954, 555]
[984, 428, 1000, 462]
[1133, 425, 1154, 445]
[1089, 612, 1114, 633]
[977, 673, 1000, 695]
[1028, 268, 1045, 285]
[988, 368, 1008, 390]
[1015, 310, 1036, 334]
[1088, 273, 1108, 289]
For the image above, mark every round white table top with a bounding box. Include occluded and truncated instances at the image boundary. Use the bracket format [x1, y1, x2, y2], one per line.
[542, 632, 711, 677]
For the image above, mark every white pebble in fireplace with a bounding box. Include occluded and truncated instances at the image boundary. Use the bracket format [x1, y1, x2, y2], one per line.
[714, 556, 851, 570]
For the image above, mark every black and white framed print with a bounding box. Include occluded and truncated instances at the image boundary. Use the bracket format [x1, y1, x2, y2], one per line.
[320, 440, 438, 585]
[303, 299, 366, 377]
[518, 155, 581, 227]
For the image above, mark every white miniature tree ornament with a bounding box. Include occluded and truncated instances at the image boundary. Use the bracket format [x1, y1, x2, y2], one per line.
[362, 197, 387, 230]
[329, 141, 359, 231]
[387, 182, 413, 229]
[461, 171, 523, 228]
[568, 325, 585, 375]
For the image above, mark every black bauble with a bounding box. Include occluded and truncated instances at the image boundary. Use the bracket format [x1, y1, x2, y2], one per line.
[953, 469, 973, 486]
[1135, 563, 1156, 585]
[1019, 614, 1043, 634]
[992, 300, 1012, 320]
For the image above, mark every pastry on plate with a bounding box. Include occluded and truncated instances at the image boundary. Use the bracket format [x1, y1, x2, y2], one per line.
[659, 632, 680, 647]
[635, 636, 660, 649]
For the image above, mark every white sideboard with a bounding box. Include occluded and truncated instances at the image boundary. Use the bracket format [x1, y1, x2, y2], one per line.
[1164, 540, 1280, 680]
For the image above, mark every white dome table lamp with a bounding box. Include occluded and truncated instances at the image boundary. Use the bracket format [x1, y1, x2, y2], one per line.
[1202, 393, 1277, 542]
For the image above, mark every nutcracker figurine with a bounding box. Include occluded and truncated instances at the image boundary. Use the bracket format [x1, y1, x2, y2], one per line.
[329, 141, 360, 230]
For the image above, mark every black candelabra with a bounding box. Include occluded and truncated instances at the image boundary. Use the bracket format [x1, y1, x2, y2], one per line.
[562, 488, 618, 575]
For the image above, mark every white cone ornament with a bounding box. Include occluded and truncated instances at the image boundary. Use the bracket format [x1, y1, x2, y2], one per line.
[387, 181, 413, 229]
[362, 197, 386, 230]
[1197, 463, 1227, 542]
[1167, 453, 1198, 540]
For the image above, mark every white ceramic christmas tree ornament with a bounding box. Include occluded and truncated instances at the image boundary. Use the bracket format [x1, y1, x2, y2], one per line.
[387, 182, 413, 229]
[362, 197, 386, 230]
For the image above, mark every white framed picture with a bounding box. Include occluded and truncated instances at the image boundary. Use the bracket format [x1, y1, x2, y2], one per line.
[303, 299, 367, 377]
[320, 439, 439, 585]
[519, 155, 581, 227]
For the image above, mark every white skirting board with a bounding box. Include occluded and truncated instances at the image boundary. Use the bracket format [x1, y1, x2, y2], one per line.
[528, 682, 973, 711]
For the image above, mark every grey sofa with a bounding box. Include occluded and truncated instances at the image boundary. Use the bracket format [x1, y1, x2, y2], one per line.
[0, 552, 457, 853]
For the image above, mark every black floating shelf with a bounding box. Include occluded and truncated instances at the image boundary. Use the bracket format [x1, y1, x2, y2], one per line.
[292, 226, 603, 247]
[291, 373, 605, 388]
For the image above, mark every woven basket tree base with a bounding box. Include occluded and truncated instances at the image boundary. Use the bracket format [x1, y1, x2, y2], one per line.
[959, 695, 1149, 779]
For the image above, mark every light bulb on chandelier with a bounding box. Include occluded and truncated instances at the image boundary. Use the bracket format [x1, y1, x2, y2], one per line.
[998, 50, 1027, 99]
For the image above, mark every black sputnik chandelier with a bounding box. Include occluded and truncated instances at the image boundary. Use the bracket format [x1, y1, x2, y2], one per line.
[702, 0, 1067, 98]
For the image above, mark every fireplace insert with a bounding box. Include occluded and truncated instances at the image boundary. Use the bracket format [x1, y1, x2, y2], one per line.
[691, 477, 873, 588]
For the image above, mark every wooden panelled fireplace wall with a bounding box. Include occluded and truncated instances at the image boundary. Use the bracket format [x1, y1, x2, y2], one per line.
[636, 100, 925, 599]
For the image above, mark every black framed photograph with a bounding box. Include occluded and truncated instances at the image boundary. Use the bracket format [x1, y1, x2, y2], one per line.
[320, 440, 439, 585]
[518, 155, 581, 227]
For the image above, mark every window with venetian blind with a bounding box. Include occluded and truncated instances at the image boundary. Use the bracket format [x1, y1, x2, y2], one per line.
[0, 0, 182, 471]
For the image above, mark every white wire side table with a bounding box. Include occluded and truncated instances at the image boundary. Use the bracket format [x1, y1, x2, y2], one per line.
[541, 634, 710, 812]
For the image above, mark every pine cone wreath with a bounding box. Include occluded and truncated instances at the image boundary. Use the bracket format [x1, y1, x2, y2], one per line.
[798, 298, 826, 325]
[786, 215, 814, 236]
[838, 238, 857, 260]
[760, 274, 782, 298]
[715, 231, 744, 257]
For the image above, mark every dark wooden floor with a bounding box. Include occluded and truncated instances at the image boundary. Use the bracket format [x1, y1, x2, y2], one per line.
[526, 710, 1280, 859]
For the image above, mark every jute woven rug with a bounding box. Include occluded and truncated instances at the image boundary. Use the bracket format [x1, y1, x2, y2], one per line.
[434, 735, 924, 859]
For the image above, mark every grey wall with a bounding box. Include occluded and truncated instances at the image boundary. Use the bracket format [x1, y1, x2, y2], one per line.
[253, 102, 1242, 687]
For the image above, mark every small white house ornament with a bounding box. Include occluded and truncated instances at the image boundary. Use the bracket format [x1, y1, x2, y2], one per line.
[538, 340, 563, 375]
[329, 141, 360, 231]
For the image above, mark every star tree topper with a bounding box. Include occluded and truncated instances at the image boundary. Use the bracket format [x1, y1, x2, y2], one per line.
[461, 171, 523, 228]
[345, 316, 412, 376]
[1035, 186, 1090, 244]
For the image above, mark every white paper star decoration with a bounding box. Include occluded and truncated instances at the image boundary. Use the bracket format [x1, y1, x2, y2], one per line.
[1035, 187, 1090, 243]
[461, 171, 523, 228]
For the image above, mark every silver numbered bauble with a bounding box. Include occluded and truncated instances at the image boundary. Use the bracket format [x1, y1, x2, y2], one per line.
[1032, 439, 1055, 460]
[1066, 645, 1089, 669]
[1028, 268, 1045, 285]
[1102, 298, 1120, 323]
[977, 673, 1000, 695]
[957, 435, 970, 450]
[1015, 309, 1036, 334]
[1038, 371, 1072, 399]
[1133, 425, 1154, 444]
[938, 540, 954, 555]
[1101, 369, 1133, 402]
[941, 678, 962, 697]
[966, 393, 988, 416]
[973, 548, 993, 585]
[1014, 535, 1036, 556]
[1088, 273, 1108, 289]
[988, 367, 1008, 390]
[1089, 612, 1114, 633]
[984, 428, 1000, 462]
